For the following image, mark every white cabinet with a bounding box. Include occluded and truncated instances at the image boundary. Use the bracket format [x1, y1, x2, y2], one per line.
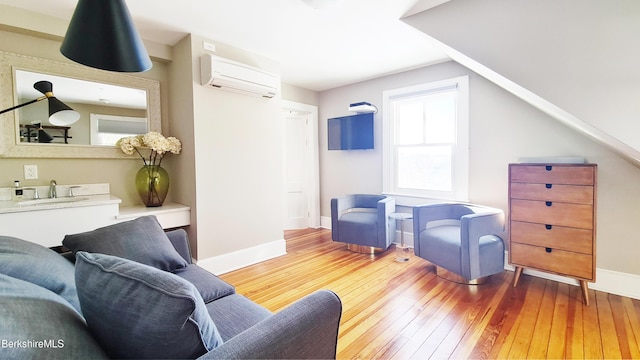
[0, 183, 191, 248]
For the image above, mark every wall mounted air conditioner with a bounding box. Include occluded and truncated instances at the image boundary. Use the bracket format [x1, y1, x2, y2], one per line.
[200, 54, 280, 99]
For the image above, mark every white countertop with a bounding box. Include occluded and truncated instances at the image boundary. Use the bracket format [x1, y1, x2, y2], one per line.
[0, 194, 122, 214]
[118, 202, 191, 220]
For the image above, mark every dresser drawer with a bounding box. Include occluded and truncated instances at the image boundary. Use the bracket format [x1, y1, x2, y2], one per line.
[510, 199, 593, 229]
[510, 164, 595, 185]
[510, 183, 593, 204]
[510, 243, 593, 280]
[510, 221, 593, 254]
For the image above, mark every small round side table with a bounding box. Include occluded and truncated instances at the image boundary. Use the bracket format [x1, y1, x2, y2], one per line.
[389, 212, 412, 262]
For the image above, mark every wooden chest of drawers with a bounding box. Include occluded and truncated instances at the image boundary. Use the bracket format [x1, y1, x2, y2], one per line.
[509, 163, 597, 305]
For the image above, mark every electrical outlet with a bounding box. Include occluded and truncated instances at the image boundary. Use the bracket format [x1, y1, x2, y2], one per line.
[24, 165, 38, 180]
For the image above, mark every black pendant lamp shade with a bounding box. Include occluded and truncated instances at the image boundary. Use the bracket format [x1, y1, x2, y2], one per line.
[60, 0, 152, 72]
[33, 81, 80, 126]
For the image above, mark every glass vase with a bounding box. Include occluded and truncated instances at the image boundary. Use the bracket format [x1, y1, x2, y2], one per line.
[135, 165, 169, 207]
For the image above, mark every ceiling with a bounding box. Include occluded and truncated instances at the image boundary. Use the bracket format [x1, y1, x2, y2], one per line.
[0, 0, 450, 92]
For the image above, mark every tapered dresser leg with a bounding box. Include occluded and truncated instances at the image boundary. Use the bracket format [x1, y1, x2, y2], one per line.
[580, 280, 590, 306]
[512, 267, 523, 287]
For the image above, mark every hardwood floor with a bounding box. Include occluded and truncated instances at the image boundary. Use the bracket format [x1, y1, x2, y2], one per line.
[219, 228, 640, 359]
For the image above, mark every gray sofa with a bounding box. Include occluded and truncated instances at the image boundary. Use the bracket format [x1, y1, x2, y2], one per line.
[0, 216, 342, 359]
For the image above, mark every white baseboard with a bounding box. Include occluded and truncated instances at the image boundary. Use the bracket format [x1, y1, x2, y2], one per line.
[321, 216, 640, 300]
[196, 239, 287, 275]
[320, 216, 331, 229]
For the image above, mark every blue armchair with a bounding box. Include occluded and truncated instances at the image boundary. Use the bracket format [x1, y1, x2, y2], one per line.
[331, 194, 396, 253]
[412, 202, 505, 284]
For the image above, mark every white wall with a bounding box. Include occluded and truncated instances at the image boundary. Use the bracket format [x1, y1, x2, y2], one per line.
[319, 60, 640, 277]
[403, 0, 640, 150]
[168, 34, 285, 267]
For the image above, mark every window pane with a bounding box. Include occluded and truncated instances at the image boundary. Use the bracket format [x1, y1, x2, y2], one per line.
[397, 146, 452, 191]
[394, 100, 423, 145]
[424, 92, 456, 144]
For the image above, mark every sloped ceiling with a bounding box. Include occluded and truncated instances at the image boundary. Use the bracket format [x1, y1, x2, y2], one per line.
[402, 0, 640, 167]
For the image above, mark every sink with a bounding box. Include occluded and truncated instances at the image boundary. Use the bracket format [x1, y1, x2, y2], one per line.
[16, 197, 89, 207]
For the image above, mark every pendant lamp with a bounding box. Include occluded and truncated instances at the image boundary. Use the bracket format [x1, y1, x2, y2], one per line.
[60, 0, 152, 72]
[33, 81, 80, 126]
[0, 81, 80, 126]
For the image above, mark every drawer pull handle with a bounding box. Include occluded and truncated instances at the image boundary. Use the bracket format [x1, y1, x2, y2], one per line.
[545, 165, 553, 171]
[545, 224, 552, 230]
[545, 184, 552, 189]
[545, 201, 553, 206]
[545, 247, 552, 253]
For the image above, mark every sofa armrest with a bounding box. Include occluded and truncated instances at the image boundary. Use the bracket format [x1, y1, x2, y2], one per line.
[165, 229, 192, 264]
[198, 290, 342, 359]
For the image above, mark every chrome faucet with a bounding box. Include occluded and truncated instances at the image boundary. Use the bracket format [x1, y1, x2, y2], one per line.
[49, 180, 57, 199]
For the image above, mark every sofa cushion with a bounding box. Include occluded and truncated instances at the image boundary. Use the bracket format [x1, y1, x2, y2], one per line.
[205, 294, 272, 341]
[172, 264, 235, 303]
[63, 215, 188, 272]
[0, 235, 81, 314]
[75, 251, 223, 359]
[0, 274, 108, 359]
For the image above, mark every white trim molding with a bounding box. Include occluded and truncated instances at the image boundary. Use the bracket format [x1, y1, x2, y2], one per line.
[196, 239, 286, 275]
[281, 99, 321, 229]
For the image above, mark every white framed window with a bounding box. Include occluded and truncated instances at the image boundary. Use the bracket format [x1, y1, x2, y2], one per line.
[90, 114, 148, 146]
[382, 76, 469, 203]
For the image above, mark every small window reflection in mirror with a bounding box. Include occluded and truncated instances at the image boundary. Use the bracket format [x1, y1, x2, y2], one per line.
[90, 113, 148, 146]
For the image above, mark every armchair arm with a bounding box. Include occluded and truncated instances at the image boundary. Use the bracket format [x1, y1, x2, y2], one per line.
[198, 290, 342, 360]
[378, 197, 396, 247]
[460, 207, 505, 278]
[331, 195, 355, 240]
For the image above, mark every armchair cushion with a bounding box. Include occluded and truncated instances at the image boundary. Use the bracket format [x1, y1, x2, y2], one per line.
[420, 225, 463, 275]
[75, 251, 223, 359]
[0, 235, 81, 314]
[63, 215, 188, 272]
[331, 194, 396, 249]
[337, 212, 378, 244]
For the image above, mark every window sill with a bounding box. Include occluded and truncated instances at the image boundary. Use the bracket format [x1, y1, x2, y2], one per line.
[382, 192, 470, 208]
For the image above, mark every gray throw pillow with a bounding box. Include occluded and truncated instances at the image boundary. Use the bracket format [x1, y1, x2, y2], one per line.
[0, 273, 79, 314]
[0, 299, 108, 360]
[0, 235, 81, 314]
[0, 274, 108, 359]
[75, 251, 223, 359]
[63, 215, 187, 271]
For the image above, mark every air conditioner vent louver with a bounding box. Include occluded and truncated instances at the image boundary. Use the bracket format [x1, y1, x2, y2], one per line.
[200, 54, 280, 99]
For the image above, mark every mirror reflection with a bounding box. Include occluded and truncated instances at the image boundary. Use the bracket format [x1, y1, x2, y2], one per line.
[15, 70, 148, 146]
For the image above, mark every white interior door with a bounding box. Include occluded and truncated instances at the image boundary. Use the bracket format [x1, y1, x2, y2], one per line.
[284, 111, 309, 229]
